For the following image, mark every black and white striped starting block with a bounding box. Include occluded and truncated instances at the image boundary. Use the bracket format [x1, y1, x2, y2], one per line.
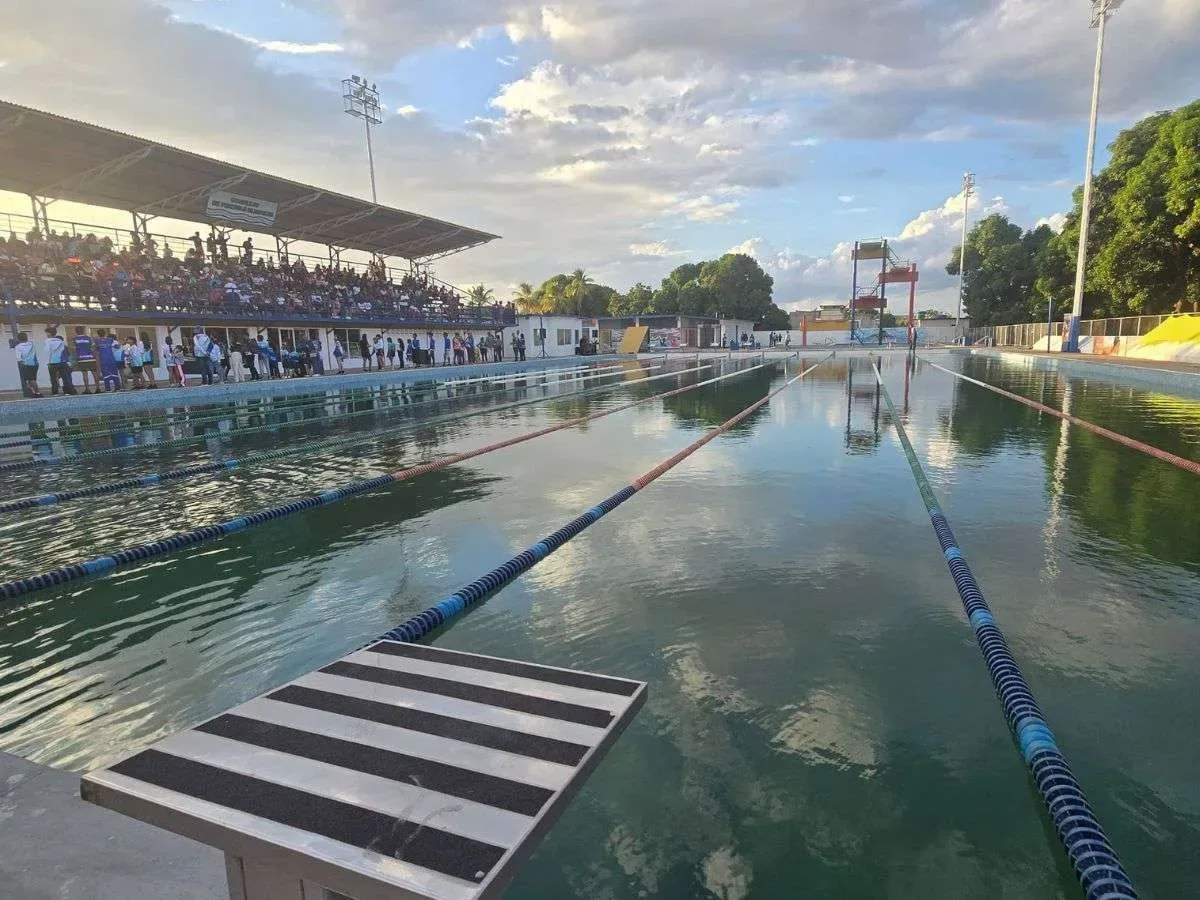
[82, 640, 647, 900]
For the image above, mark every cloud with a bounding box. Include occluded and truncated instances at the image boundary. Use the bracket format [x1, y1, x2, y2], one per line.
[1, 0, 1194, 313]
[1036, 212, 1067, 233]
[630, 241, 685, 257]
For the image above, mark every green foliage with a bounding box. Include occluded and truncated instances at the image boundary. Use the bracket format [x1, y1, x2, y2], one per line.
[467, 283, 494, 307]
[608, 282, 654, 316]
[761, 304, 792, 330]
[978, 100, 1200, 324]
[946, 214, 1044, 326]
[522, 252, 790, 324]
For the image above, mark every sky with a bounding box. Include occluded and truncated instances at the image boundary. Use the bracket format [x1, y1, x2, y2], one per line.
[1, 0, 1198, 313]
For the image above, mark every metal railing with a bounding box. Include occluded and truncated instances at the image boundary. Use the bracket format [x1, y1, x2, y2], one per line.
[971, 314, 1176, 348]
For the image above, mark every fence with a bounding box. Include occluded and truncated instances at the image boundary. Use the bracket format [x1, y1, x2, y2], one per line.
[972, 314, 1174, 348]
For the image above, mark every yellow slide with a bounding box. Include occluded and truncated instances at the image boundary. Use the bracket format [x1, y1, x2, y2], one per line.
[619, 325, 649, 353]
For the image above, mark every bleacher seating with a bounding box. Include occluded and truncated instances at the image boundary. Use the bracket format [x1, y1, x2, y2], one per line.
[0, 228, 515, 327]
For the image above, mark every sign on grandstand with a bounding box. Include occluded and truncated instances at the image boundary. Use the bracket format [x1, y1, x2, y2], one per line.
[206, 190, 278, 228]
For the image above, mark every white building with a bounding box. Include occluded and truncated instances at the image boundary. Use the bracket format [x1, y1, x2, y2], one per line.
[511, 315, 595, 358]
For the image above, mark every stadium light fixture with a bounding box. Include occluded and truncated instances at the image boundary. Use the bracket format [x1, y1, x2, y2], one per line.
[1065, 0, 1124, 352]
[342, 75, 383, 204]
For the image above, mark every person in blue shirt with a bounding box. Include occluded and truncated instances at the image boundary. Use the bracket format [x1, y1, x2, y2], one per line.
[411, 333, 422, 367]
[442, 332, 451, 366]
[95, 328, 121, 392]
[44, 326, 76, 395]
[73, 325, 100, 393]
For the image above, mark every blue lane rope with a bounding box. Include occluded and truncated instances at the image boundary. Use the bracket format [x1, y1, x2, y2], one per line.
[0, 363, 660, 474]
[0, 359, 776, 603]
[375, 355, 831, 645]
[0, 362, 714, 513]
[871, 360, 1137, 900]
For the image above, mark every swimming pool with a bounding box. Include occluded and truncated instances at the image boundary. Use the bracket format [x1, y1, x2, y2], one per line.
[1, 353, 1197, 897]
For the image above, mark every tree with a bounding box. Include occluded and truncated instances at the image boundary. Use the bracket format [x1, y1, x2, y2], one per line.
[609, 282, 654, 316]
[946, 214, 1041, 327]
[467, 284, 494, 307]
[698, 253, 775, 319]
[512, 281, 541, 313]
[761, 305, 791, 330]
[565, 268, 594, 315]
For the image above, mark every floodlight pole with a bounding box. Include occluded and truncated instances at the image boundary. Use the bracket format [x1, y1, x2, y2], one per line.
[956, 172, 974, 339]
[343, 76, 383, 205]
[1066, 0, 1121, 352]
[364, 114, 378, 204]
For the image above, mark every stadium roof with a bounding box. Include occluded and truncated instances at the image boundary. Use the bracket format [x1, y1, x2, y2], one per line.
[0, 100, 498, 260]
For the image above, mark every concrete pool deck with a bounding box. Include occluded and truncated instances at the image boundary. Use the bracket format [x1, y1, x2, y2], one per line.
[0, 751, 223, 900]
[0, 355, 627, 423]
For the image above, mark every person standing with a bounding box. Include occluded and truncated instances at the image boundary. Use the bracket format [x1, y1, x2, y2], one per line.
[359, 333, 372, 371]
[14, 332, 42, 397]
[411, 333, 422, 367]
[124, 337, 145, 389]
[373, 334, 386, 371]
[208, 338, 225, 383]
[494, 331, 504, 362]
[170, 343, 188, 386]
[310, 337, 325, 375]
[140, 333, 158, 388]
[466, 332, 476, 363]
[193, 327, 215, 385]
[44, 326, 75, 395]
[228, 343, 246, 382]
[333, 338, 346, 374]
[386, 336, 397, 369]
[442, 332, 451, 366]
[72, 326, 100, 394]
[518, 332, 527, 361]
[95, 328, 122, 392]
[511, 331, 520, 362]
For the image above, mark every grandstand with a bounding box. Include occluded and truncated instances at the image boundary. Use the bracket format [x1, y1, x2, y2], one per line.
[0, 100, 509, 391]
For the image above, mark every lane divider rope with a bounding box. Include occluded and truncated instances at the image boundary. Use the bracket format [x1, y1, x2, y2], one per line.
[0, 358, 787, 602]
[0, 362, 627, 448]
[924, 358, 1200, 476]
[0, 364, 664, 474]
[377, 354, 831, 645]
[0, 362, 714, 513]
[872, 359, 1137, 900]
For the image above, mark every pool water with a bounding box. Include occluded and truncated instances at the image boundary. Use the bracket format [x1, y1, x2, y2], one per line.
[1, 353, 1198, 898]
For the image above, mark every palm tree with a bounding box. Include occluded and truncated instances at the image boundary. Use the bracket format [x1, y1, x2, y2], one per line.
[467, 283, 494, 308]
[513, 281, 540, 314]
[566, 268, 593, 315]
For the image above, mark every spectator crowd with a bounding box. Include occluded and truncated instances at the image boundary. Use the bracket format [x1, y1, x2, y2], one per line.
[12, 321, 526, 397]
[0, 227, 516, 326]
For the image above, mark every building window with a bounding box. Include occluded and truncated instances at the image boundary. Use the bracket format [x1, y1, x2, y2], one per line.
[557, 328, 573, 346]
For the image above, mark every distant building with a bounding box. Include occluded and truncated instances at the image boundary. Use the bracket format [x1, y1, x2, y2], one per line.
[790, 304, 850, 326]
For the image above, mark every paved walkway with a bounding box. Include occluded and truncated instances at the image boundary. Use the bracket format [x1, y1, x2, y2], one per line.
[988, 349, 1200, 375]
[0, 752, 224, 900]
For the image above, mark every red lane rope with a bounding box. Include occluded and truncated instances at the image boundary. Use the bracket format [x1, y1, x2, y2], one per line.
[924, 359, 1200, 477]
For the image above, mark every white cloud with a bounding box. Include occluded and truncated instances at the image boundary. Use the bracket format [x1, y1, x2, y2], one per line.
[838, 195, 855, 203]
[496, 55, 519, 67]
[1036, 212, 1067, 233]
[395, 104, 421, 117]
[629, 241, 685, 257]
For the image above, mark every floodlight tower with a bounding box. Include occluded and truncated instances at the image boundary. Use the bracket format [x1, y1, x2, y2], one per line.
[342, 75, 383, 203]
[956, 171, 974, 334]
[1065, 0, 1124, 352]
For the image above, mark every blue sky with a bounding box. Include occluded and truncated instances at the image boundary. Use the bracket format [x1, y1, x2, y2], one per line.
[2, 0, 1197, 311]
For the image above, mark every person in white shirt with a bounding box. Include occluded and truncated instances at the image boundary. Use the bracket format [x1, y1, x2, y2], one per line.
[193, 327, 215, 385]
[208, 339, 224, 384]
[43, 326, 76, 395]
[14, 331, 42, 397]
